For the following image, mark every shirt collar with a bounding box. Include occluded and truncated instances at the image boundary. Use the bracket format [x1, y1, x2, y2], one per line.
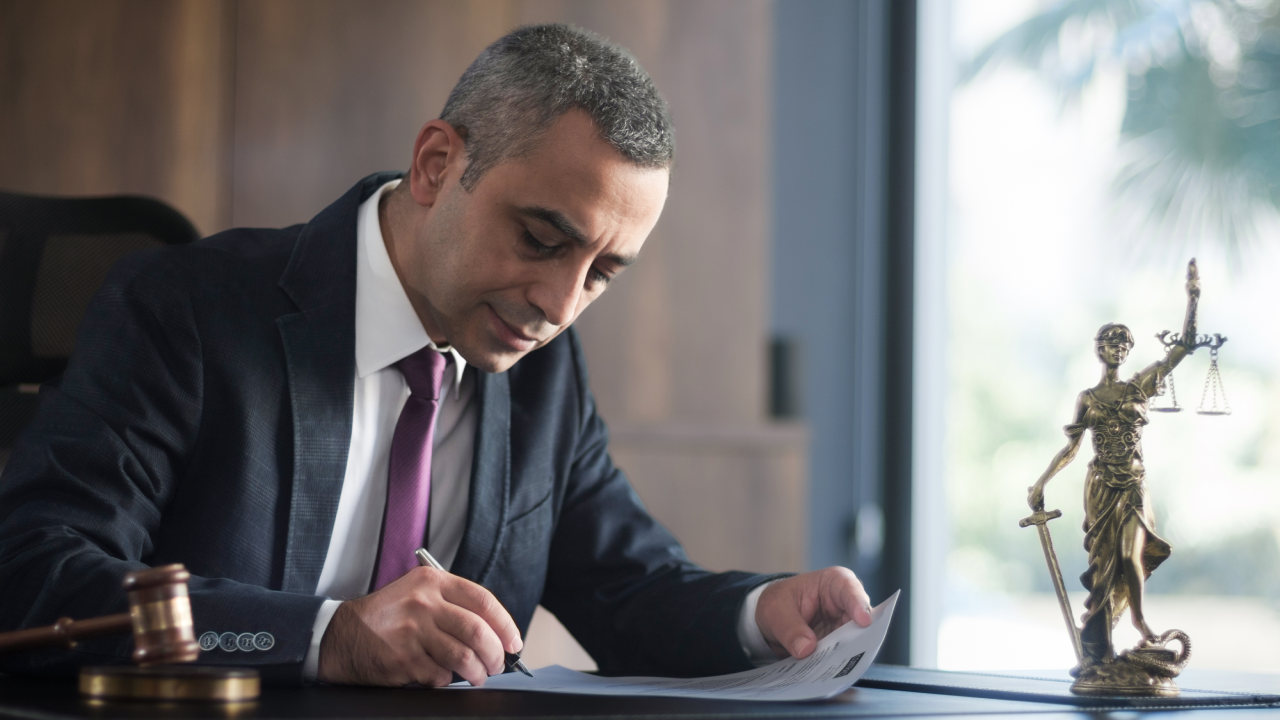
[354, 178, 467, 393]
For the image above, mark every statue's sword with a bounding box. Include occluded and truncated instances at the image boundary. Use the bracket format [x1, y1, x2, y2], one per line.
[1019, 508, 1083, 664]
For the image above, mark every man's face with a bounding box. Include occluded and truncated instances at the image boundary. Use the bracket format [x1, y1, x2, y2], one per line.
[396, 110, 669, 373]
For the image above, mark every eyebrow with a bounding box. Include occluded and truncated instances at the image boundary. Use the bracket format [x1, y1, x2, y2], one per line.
[517, 205, 638, 268]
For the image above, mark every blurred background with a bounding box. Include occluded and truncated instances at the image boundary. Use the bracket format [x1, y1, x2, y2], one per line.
[2, 0, 1278, 674]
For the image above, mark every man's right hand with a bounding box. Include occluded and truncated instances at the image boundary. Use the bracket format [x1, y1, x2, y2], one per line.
[317, 566, 523, 686]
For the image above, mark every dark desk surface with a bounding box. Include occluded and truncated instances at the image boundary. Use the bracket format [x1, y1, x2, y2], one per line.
[2, 666, 1278, 720]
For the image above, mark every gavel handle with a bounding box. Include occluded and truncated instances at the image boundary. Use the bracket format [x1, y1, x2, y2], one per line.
[0, 613, 132, 655]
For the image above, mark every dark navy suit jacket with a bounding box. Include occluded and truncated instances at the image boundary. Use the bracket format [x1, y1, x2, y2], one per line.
[0, 173, 776, 682]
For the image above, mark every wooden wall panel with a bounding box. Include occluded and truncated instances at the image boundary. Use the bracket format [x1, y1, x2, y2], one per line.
[609, 424, 807, 574]
[0, 0, 235, 235]
[229, 0, 516, 229]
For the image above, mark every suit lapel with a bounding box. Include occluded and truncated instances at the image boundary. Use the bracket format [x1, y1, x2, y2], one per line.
[276, 310, 352, 593]
[450, 370, 510, 584]
[275, 172, 401, 594]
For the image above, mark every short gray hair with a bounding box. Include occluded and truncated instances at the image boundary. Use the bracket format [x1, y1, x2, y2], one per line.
[441, 24, 674, 190]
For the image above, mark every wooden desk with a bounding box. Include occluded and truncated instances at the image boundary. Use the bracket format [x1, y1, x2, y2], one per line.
[1, 666, 1276, 719]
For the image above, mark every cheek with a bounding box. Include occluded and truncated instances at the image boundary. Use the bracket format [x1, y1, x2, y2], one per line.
[436, 240, 517, 301]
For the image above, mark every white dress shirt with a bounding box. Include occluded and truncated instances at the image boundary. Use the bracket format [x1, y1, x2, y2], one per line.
[304, 179, 476, 678]
[303, 179, 775, 680]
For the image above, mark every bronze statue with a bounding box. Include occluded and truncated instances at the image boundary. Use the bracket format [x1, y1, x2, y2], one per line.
[1024, 259, 1222, 697]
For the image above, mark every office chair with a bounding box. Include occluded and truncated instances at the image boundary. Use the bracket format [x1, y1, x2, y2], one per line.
[0, 191, 200, 469]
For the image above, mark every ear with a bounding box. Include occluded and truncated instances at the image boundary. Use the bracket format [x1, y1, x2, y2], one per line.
[408, 119, 467, 207]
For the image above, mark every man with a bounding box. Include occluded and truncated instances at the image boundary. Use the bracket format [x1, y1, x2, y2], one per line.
[0, 24, 871, 686]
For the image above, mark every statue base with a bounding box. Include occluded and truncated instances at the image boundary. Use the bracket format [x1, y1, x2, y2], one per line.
[1069, 630, 1191, 698]
[1070, 657, 1180, 697]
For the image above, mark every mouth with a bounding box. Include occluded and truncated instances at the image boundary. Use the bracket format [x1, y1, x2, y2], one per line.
[485, 304, 540, 353]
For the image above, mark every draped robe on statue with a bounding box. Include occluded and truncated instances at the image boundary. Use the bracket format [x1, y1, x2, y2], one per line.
[1069, 372, 1173, 665]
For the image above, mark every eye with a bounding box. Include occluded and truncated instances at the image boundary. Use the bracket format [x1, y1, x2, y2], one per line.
[587, 267, 612, 288]
[523, 229, 558, 257]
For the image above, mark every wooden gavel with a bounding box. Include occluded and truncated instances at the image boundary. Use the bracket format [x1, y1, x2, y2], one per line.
[0, 564, 199, 665]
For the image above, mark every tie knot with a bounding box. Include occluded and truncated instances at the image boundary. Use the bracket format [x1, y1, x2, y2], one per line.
[398, 347, 448, 400]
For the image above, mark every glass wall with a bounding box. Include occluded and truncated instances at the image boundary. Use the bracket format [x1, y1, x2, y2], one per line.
[939, 0, 1280, 671]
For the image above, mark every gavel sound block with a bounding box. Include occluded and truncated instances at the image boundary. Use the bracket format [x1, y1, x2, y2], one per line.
[0, 564, 259, 701]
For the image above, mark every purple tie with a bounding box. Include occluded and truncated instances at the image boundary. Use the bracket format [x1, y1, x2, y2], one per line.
[373, 347, 448, 590]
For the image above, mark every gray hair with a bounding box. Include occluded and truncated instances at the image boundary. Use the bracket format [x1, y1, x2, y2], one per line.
[440, 24, 674, 190]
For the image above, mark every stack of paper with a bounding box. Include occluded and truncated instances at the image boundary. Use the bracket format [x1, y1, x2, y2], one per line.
[454, 590, 898, 702]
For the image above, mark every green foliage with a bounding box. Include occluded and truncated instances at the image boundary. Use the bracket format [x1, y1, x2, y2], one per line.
[964, 0, 1280, 261]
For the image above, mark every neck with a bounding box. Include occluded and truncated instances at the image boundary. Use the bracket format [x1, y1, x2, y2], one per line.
[379, 186, 449, 345]
[1100, 366, 1120, 384]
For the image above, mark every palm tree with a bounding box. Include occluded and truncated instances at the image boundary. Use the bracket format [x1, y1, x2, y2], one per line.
[965, 0, 1280, 264]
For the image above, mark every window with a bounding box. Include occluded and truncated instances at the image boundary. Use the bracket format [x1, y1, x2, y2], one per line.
[934, 0, 1280, 671]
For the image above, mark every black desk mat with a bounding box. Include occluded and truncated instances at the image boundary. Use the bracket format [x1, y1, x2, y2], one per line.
[0, 676, 1071, 720]
[2, 668, 1280, 719]
[859, 665, 1280, 710]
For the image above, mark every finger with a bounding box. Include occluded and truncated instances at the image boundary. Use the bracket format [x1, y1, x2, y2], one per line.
[378, 637, 449, 687]
[421, 616, 494, 686]
[440, 577, 524, 654]
[828, 568, 873, 627]
[433, 604, 507, 678]
[407, 650, 455, 688]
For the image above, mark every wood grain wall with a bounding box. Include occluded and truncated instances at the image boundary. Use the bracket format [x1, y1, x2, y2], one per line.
[0, 0, 806, 671]
[0, 0, 236, 233]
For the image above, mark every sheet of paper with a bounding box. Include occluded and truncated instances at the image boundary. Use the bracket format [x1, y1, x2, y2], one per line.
[453, 590, 898, 702]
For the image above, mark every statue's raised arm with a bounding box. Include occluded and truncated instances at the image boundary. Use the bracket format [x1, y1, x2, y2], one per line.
[1136, 259, 1201, 392]
[1175, 259, 1201, 360]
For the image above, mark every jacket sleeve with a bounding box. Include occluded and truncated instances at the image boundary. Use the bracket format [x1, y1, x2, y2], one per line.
[0, 249, 322, 680]
[538, 331, 787, 678]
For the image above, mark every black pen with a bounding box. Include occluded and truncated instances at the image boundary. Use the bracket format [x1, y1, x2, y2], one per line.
[414, 547, 533, 678]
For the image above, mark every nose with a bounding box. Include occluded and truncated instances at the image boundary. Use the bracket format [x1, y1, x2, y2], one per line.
[529, 263, 587, 328]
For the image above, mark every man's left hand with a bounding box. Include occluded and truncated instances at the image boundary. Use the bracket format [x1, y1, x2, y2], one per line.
[755, 567, 873, 660]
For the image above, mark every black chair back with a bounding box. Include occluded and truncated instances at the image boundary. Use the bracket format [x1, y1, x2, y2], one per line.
[0, 191, 199, 460]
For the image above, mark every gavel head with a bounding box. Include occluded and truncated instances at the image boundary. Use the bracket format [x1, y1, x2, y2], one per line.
[122, 564, 199, 666]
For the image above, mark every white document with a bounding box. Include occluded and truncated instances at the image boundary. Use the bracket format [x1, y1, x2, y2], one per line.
[455, 590, 898, 702]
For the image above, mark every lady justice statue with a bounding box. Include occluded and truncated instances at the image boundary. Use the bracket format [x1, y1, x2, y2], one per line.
[1023, 259, 1224, 697]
